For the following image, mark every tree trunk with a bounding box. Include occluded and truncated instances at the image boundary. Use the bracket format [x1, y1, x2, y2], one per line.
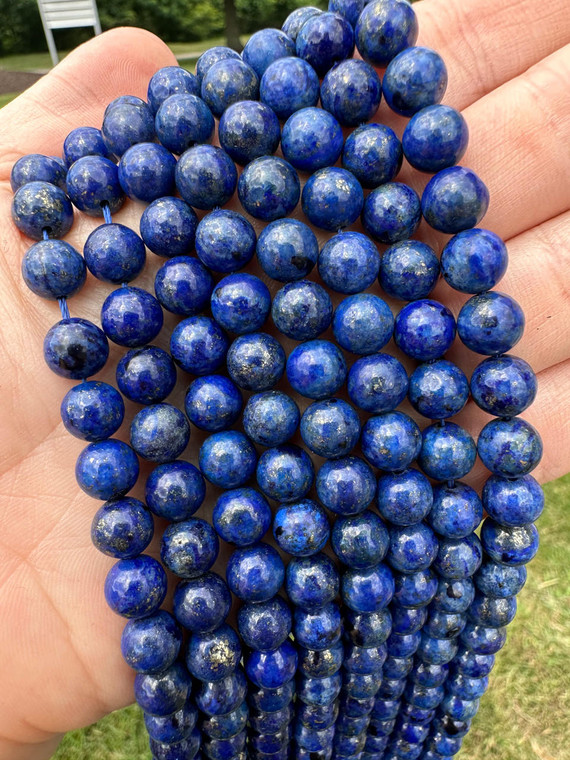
[224, 0, 243, 52]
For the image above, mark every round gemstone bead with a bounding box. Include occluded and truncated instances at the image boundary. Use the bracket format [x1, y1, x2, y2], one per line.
[257, 443, 314, 503]
[319, 231, 381, 295]
[422, 166, 490, 234]
[442, 228, 507, 296]
[184, 375, 242, 432]
[302, 167, 364, 231]
[130, 403, 190, 463]
[272, 280, 332, 341]
[409, 360, 469, 419]
[286, 339, 347, 399]
[410, 661, 449, 687]
[390, 605, 427, 634]
[377, 469, 433, 527]
[196, 668, 247, 716]
[356, 0, 417, 65]
[471, 354, 536, 417]
[296, 11, 354, 76]
[347, 353, 407, 413]
[201, 58, 259, 117]
[102, 98, 155, 156]
[145, 460, 205, 522]
[457, 291, 525, 355]
[238, 596, 292, 651]
[22, 239, 85, 299]
[300, 399, 361, 459]
[453, 646, 495, 678]
[84, 222, 146, 283]
[297, 700, 339, 730]
[287, 553, 340, 610]
[91, 497, 153, 558]
[459, 623, 507, 656]
[11, 153, 67, 191]
[227, 332, 286, 391]
[274, 500, 330, 556]
[144, 698, 198, 744]
[66, 155, 124, 216]
[176, 145, 237, 210]
[101, 286, 163, 348]
[149, 727, 201, 760]
[196, 46, 241, 87]
[475, 561, 527, 598]
[296, 724, 336, 753]
[256, 218, 318, 282]
[250, 704, 292, 734]
[363, 182, 421, 244]
[260, 56, 320, 120]
[116, 346, 177, 406]
[173, 572, 231, 633]
[294, 603, 342, 651]
[281, 107, 344, 172]
[434, 534, 483, 580]
[428, 482, 483, 538]
[12, 180, 73, 239]
[299, 641, 344, 679]
[383, 46, 447, 117]
[482, 474, 544, 527]
[334, 295, 394, 356]
[480, 518, 539, 566]
[243, 390, 299, 447]
[361, 411, 421, 471]
[332, 510, 389, 569]
[186, 624, 241, 681]
[211, 274, 270, 334]
[342, 563, 395, 613]
[61, 380, 124, 442]
[238, 155, 300, 221]
[218, 100, 281, 165]
[201, 701, 249, 739]
[388, 523, 439, 574]
[199, 430, 257, 488]
[419, 422, 477, 480]
[155, 256, 213, 316]
[432, 578, 475, 614]
[161, 517, 219, 579]
[170, 316, 229, 375]
[248, 681, 295, 712]
[121, 610, 182, 674]
[316, 456, 376, 516]
[155, 93, 215, 154]
[393, 568, 438, 608]
[213, 487, 271, 546]
[147, 65, 199, 114]
[227, 543, 285, 602]
[468, 594, 516, 629]
[321, 59, 382, 127]
[242, 28, 296, 77]
[118, 142, 176, 203]
[403, 103, 468, 173]
[134, 661, 192, 717]
[75, 439, 139, 500]
[394, 299, 456, 360]
[477, 417, 543, 476]
[140, 196, 198, 257]
[246, 639, 298, 688]
[104, 555, 167, 618]
[379, 240, 440, 301]
[342, 123, 402, 188]
[197, 209, 256, 272]
[382, 655, 413, 679]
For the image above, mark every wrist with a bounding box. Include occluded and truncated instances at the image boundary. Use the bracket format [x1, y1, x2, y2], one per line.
[0, 735, 62, 760]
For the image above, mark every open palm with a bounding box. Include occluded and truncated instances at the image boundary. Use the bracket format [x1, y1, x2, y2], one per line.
[0, 1, 569, 758]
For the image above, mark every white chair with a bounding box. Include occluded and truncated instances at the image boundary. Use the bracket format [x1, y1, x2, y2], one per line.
[37, 0, 102, 66]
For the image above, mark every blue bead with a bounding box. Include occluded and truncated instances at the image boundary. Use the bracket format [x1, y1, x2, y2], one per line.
[459, 622, 507, 656]
[134, 661, 192, 717]
[297, 700, 339, 730]
[84, 222, 145, 283]
[12, 180, 73, 240]
[260, 57, 320, 120]
[104, 554, 166, 618]
[342, 693, 375, 718]
[409, 360, 469, 419]
[101, 98, 156, 156]
[342, 124, 402, 188]
[432, 715, 471, 739]
[274, 500, 330, 556]
[196, 46, 242, 88]
[441, 228, 507, 295]
[243, 28, 296, 77]
[419, 422, 477, 480]
[409, 660, 449, 687]
[281, 107, 343, 173]
[468, 594, 516, 629]
[371, 699, 400, 721]
[203, 730, 247, 760]
[11, 153, 67, 191]
[361, 411, 421, 471]
[299, 641, 344, 679]
[238, 155, 300, 221]
[227, 332, 286, 391]
[155, 93, 215, 155]
[332, 510, 389, 569]
[294, 603, 342, 651]
[458, 291, 525, 356]
[379, 240, 439, 301]
[381, 655, 413, 679]
[286, 339, 347, 400]
[355, 0, 418, 66]
[296, 12, 354, 76]
[428, 482, 483, 539]
[243, 391, 300, 447]
[145, 461, 205, 522]
[296, 723, 336, 753]
[91, 497, 153, 558]
[422, 166, 490, 234]
[218, 100, 281, 166]
[61, 380, 124, 442]
[22, 239, 85, 299]
[302, 167, 364, 231]
[377, 469, 433, 527]
[478, 417, 542, 477]
[471, 354, 536, 417]
[248, 681, 295, 712]
[345, 608, 392, 646]
[383, 47, 447, 117]
[319, 232, 380, 295]
[197, 209, 256, 272]
[184, 375, 242, 432]
[403, 104, 468, 174]
[116, 346, 177, 406]
[250, 727, 290, 756]
[286, 553, 339, 609]
[333, 295, 393, 357]
[348, 353, 407, 413]
[256, 218, 318, 282]
[394, 299, 456, 361]
[121, 610, 182, 674]
[145, 698, 198, 744]
[213, 487, 271, 546]
[321, 59, 381, 127]
[342, 563, 395, 613]
[101, 286, 163, 347]
[130, 403, 190, 463]
[453, 646, 495, 678]
[388, 524, 439, 574]
[186, 624, 241, 682]
[176, 145, 237, 210]
[246, 639, 298, 688]
[227, 543, 285, 602]
[238, 596, 292, 651]
[75, 439, 139, 500]
[343, 671, 383, 700]
[170, 316, 229, 375]
[483, 474, 543, 527]
[403, 681, 445, 710]
[155, 256, 213, 316]
[66, 155, 124, 216]
[199, 430, 257, 488]
[481, 518, 539, 566]
[250, 704, 293, 736]
[316, 456, 376, 515]
[393, 568, 438, 608]
[201, 701, 249, 739]
[196, 668, 247, 716]
[362, 182, 421, 244]
[475, 560, 527, 598]
[118, 142, 176, 202]
[432, 578, 475, 614]
[173, 572, 231, 632]
[140, 196, 198, 257]
[272, 281, 332, 341]
[104, 94, 147, 113]
[390, 604, 427, 634]
[376, 679, 406, 699]
[147, 65, 199, 114]
[434, 534, 483, 580]
[257, 444, 314, 503]
[300, 398, 360, 459]
[201, 58, 259, 117]
[211, 273, 270, 331]
[161, 517, 218, 578]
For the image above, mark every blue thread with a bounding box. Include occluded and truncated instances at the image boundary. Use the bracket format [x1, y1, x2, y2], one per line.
[58, 297, 70, 319]
[102, 203, 113, 225]
[42, 228, 50, 241]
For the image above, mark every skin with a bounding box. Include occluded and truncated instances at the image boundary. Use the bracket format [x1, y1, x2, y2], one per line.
[0, 0, 569, 756]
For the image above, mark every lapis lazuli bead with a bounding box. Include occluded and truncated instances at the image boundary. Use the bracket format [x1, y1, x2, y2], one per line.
[155, 93, 215, 155]
[61, 380, 124, 442]
[116, 346, 177, 407]
[145, 460, 205, 522]
[154, 256, 213, 317]
[201, 58, 259, 117]
[409, 359, 469, 419]
[332, 510, 389, 569]
[257, 443, 315, 503]
[75, 439, 139, 500]
[383, 46, 447, 117]
[345, 608, 392, 647]
[403, 104, 469, 174]
[296, 723, 335, 753]
[227, 332, 286, 391]
[84, 222, 146, 283]
[227, 543, 285, 603]
[195, 46, 241, 88]
[390, 605, 427, 635]
[319, 231, 381, 295]
[296, 11, 355, 76]
[471, 354, 536, 418]
[393, 567, 438, 608]
[302, 167, 364, 231]
[482, 474, 543, 527]
[12, 180, 73, 240]
[294, 603, 342, 651]
[238, 155, 300, 221]
[459, 623, 506, 656]
[213, 487, 272, 547]
[394, 299, 456, 361]
[298, 700, 339, 731]
[118, 142, 176, 202]
[468, 594, 516, 629]
[428, 482, 483, 539]
[11, 153, 67, 191]
[434, 533, 483, 580]
[272, 280, 333, 341]
[300, 398, 361, 459]
[477, 417, 543, 477]
[101, 286, 163, 348]
[66, 155, 124, 216]
[388, 523, 439, 574]
[199, 430, 257, 488]
[211, 273, 271, 334]
[170, 315, 229, 375]
[475, 560, 527, 599]
[197, 209, 256, 274]
[286, 339, 347, 400]
[355, 0, 418, 66]
[273, 499, 330, 556]
[144, 698, 198, 745]
[348, 353, 407, 414]
[91, 496, 153, 559]
[256, 217, 318, 282]
[457, 291, 525, 355]
[201, 701, 249, 739]
[22, 239, 86, 299]
[140, 196, 198, 258]
[121, 610, 182, 674]
[104, 554, 167, 618]
[379, 240, 440, 301]
[250, 704, 292, 735]
[441, 227, 508, 295]
[218, 100, 281, 166]
[481, 518, 539, 566]
[321, 59, 382, 127]
[361, 411, 421, 471]
[176, 144, 237, 210]
[299, 641, 344, 680]
[243, 28, 296, 77]
[362, 182, 421, 244]
[287, 552, 340, 611]
[333, 294, 393, 356]
[238, 596, 292, 651]
[185, 375, 242, 432]
[161, 517, 219, 579]
[342, 563, 395, 613]
[130, 403, 190, 463]
[432, 577, 475, 614]
[101, 98, 155, 156]
[377, 469, 433, 527]
[173, 572, 231, 633]
[248, 681, 295, 713]
[260, 56, 320, 120]
[186, 624, 241, 682]
[422, 166, 490, 234]
[134, 661, 192, 717]
[316, 456, 376, 516]
[147, 65, 199, 114]
[419, 422, 477, 481]
[281, 107, 343, 173]
[203, 730, 247, 760]
[196, 668, 247, 716]
[243, 390, 300, 447]
[329, 0, 364, 26]
[246, 638, 298, 689]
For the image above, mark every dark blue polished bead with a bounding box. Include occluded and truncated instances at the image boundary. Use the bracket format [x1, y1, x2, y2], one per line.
[173, 572, 231, 632]
[238, 155, 300, 221]
[393, 720, 430, 746]
[257, 444, 314, 503]
[316, 456, 376, 516]
[377, 469, 433, 527]
[342, 123, 402, 189]
[118, 142, 176, 202]
[371, 699, 400, 721]
[302, 167, 364, 231]
[91, 497, 153, 559]
[355, 0, 418, 66]
[257, 218, 318, 282]
[243, 28, 296, 77]
[104, 94, 146, 113]
[145, 461, 204, 522]
[286, 339, 347, 400]
[196, 46, 241, 88]
[66, 155, 124, 216]
[298, 700, 339, 730]
[134, 661, 192, 717]
[294, 602, 342, 651]
[75, 439, 139, 500]
[410, 661, 449, 688]
[185, 374, 242, 432]
[243, 391, 300, 447]
[478, 417, 542, 477]
[342, 563, 395, 613]
[334, 295, 393, 356]
[12, 180, 73, 240]
[196, 668, 247, 716]
[121, 610, 182, 674]
[219, 100, 281, 166]
[101, 286, 163, 348]
[155, 93, 215, 155]
[199, 431, 256, 488]
[145, 699, 198, 745]
[246, 639, 298, 688]
[282, 6, 322, 39]
[319, 232, 381, 295]
[238, 596, 291, 651]
[431, 714, 471, 739]
[379, 240, 439, 301]
[404, 682, 445, 712]
[250, 726, 290, 755]
[458, 291, 525, 355]
[161, 517, 218, 579]
[376, 677, 407, 700]
[383, 46, 447, 117]
[201, 701, 249, 739]
[197, 208, 256, 272]
[11, 153, 67, 191]
[248, 681, 295, 712]
[483, 474, 543, 527]
[481, 518, 539, 566]
[296, 12, 354, 76]
[368, 721, 394, 742]
[300, 399, 360, 459]
[332, 510, 389, 569]
[155, 256, 213, 316]
[422, 166, 490, 234]
[453, 646, 495, 678]
[147, 66, 199, 114]
[363, 182, 420, 244]
[419, 422, 477, 481]
[424, 609, 467, 640]
[130, 403, 189, 464]
[282, 107, 343, 172]
[298, 640, 344, 679]
[383, 655, 413, 679]
[389, 604, 427, 634]
[361, 411, 421, 472]
[348, 353, 407, 414]
[460, 622, 507, 656]
[329, 0, 364, 26]
[333, 728, 368, 754]
[272, 280, 332, 341]
[61, 380, 124, 442]
[409, 360, 468, 420]
[428, 482, 483, 539]
[227, 332, 286, 391]
[432, 578, 475, 614]
[441, 227, 507, 294]
[440, 693, 481, 722]
[403, 104, 468, 173]
[471, 354, 537, 417]
[342, 693, 375, 718]
[393, 568, 438, 608]
[298, 672, 343, 706]
[287, 553, 339, 610]
[475, 560, 527, 598]
[321, 58, 381, 127]
[22, 239, 85, 299]
[186, 624, 240, 682]
[260, 56, 320, 120]
[104, 554, 167, 618]
[250, 703, 292, 734]
[102, 98, 155, 156]
[213, 487, 271, 547]
[170, 316, 229, 375]
[344, 641, 387, 675]
[227, 543, 285, 602]
[468, 593, 517, 629]
[140, 196, 198, 257]
[176, 145, 237, 210]
[201, 58, 259, 117]
[394, 299, 455, 361]
[117, 346, 177, 405]
[212, 273, 271, 332]
[84, 222, 145, 283]
[416, 634, 458, 667]
[388, 523, 439, 574]
[426, 731, 463, 758]
[274, 500, 330, 556]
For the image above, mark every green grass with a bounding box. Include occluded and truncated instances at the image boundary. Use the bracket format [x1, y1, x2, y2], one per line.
[52, 475, 570, 760]
[0, 92, 17, 108]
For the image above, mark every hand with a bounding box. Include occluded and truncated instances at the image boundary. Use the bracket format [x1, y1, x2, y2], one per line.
[0, 1, 568, 758]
